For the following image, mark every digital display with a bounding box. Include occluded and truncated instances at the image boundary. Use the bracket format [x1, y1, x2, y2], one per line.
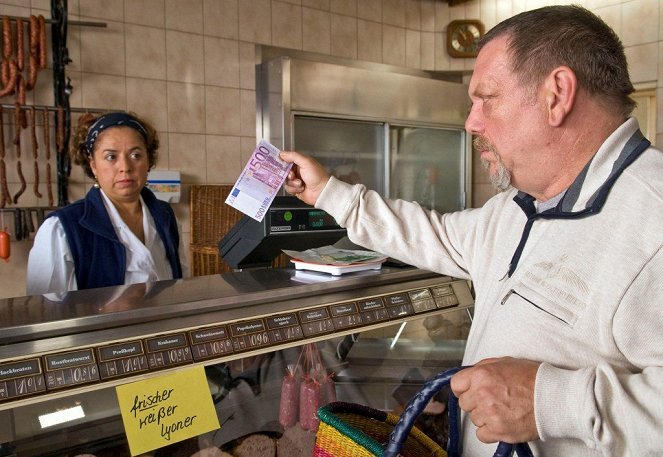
[308, 210, 338, 229]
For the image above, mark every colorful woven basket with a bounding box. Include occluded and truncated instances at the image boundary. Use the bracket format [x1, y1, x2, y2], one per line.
[313, 366, 534, 457]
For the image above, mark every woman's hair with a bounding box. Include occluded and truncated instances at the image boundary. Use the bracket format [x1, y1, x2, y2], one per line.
[70, 111, 160, 179]
[479, 5, 636, 119]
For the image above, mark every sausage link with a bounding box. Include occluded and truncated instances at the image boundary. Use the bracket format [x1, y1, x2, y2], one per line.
[38, 15, 46, 69]
[0, 59, 17, 97]
[2, 16, 12, 60]
[15, 17, 23, 72]
[30, 107, 41, 198]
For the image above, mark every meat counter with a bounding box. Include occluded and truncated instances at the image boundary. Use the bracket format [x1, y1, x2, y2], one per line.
[0, 267, 474, 457]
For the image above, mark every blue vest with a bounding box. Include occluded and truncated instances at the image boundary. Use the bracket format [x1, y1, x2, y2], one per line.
[52, 187, 183, 290]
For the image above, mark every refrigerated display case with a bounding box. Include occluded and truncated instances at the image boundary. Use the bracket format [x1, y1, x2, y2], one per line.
[0, 267, 473, 456]
[257, 50, 472, 213]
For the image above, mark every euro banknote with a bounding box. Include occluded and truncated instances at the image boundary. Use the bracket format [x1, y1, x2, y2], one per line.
[225, 140, 293, 222]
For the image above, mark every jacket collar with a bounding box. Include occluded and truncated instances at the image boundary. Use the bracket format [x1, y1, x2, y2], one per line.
[513, 118, 650, 219]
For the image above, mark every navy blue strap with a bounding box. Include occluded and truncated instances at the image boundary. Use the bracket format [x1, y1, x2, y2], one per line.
[383, 366, 534, 457]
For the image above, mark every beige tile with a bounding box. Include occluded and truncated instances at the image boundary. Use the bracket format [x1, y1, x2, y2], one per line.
[626, 42, 658, 84]
[434, 0, 449, 32]
[383, 25, 405, 67]
[126, 78, 168, 132]
[205, 134, 242, 184]
[303, 7, 331, 54]
[434, 30, 450, 71]
[240, 89, 256, 137]
[593, 4, 621, 39]
[204, 36, 240, 88]
[622, 0, 657, 47]
[421, 31, 434, 70]
[421, 0, 434, 31]
[32, 71, 55, 107]
[166, 0, 203, 33]
[406, 29, 420, 69]
[203, 0, 239, 39]
[357, 19, 381, 63]
[357, 0, 380, 21]
[124, 0, 165, 27]
[238, 0, 272, 45]
[330, 13, 357, 59]
[302, 0, 330, 10]
[168, 133, 207, 183]
[126, 25, 166, 80]
[240, 136, 259, 163]
[383, 0, 405, 27]
[272, 1, 303, 50]
[65, 20, 83, 73]
[80, 21, 126, 76]
[81, 73, 127, 110]
[239, 42, 256, 90]
[331, 0, 356, 16]
[205, 86, 241, 136]
[167, 82, 205, 133]
[166, 30, 204, 84]
[79, 0, 124, 21]
[280, 0, 302, 4]
[405, 0, 421, 30]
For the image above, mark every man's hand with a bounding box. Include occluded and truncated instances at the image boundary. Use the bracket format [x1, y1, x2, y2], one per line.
[450, 357, 541, 443]
[280, 151, 331, 206]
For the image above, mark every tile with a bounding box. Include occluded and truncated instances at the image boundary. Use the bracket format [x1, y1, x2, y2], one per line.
[272, 1, 303, 50]
[126, 24, 166, 80]
[383, 0, 406, 27]
[406, 29, 420, 69]
[205, 86, 241, 136]
[420, 31, 434, 70]
[434, 0, 449, 32]
[330, 13, 357, 59]
[205, 134, 242, 184]
[331, 0, 356, 17]
[124, 0, 165, 27]
[301, 0, 330, 10]
[593, 4, 621, 39]
[626, 42, 658, 84]
[79, 0, 124, 22]
[303, 7, 331, 55]
[240, 88, 256, 137]
[204, 36, 240, 88]
[383, 25, 405, 67]
[168, 132, 207, 184]
[405, 0, 421, 30]
[357, 0, 381, 21]
[165, 0, 203, 33]
[238, 0, 272, 45]
[167, 82, 205, 133]
[166, 30, 204, 84]
[239, 42, 256, 90]
[421, 0, 434, 32]
[203, 0, 239, 39]
[80, 73, 127, 110]
[80, 20, 126, 76]
[357, 19, 382, 63]
[471, 182, 497, 208]
[622, 0, 657, 47]
[126, 78, 168, 132]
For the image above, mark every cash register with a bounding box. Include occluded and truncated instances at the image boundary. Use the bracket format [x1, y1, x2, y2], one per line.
[218, 196, 347, 269]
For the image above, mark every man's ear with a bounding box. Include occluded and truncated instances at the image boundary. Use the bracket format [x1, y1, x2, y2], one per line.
[544, 66, 577, 127]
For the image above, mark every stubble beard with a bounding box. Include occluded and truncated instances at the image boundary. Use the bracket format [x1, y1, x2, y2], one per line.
[475, 136, 511, 192]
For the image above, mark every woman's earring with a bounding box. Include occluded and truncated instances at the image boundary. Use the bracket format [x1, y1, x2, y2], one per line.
[93, 176, 100, 188]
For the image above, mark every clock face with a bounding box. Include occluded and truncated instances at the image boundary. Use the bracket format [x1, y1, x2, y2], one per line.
[447, 20, 485, 58]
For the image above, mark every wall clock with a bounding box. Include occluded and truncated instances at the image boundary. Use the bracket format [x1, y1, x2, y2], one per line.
[447, 19, 485, 58]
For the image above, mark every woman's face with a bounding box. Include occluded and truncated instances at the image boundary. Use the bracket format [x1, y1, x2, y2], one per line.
[89, 126, 149, 204]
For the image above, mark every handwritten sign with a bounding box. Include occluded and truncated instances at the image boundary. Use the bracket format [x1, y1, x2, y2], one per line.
[116, 366, 220, 456]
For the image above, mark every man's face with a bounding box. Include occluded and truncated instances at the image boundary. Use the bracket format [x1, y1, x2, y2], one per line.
[465, 36, 546, 194]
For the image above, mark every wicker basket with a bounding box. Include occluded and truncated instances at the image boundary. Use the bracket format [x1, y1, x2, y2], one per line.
[189, 185, 243, 276]
[313, 367, 533, 457]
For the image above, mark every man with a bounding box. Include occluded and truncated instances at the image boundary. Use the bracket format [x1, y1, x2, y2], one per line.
[281, 5, 663, 456]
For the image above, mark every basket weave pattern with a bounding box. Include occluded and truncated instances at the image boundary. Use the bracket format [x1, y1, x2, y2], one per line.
[314, 402, 447, 457]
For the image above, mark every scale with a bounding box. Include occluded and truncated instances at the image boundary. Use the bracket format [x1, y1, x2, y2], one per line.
[218, 197, 347, 269]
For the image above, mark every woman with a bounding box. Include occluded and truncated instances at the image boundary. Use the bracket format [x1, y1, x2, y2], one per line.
[27, 111, 185, 295]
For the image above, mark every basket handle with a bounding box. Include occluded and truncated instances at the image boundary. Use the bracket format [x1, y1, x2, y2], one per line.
[383, 366, 534, 457]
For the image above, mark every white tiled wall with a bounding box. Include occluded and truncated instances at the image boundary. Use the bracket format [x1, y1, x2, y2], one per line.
[0, 0, 660, 298]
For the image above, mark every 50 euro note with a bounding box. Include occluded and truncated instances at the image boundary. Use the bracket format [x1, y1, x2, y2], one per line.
[225, 140, 293, 222]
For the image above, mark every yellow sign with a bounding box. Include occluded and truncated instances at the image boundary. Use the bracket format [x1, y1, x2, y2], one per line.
[116, 366, 220, 456]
